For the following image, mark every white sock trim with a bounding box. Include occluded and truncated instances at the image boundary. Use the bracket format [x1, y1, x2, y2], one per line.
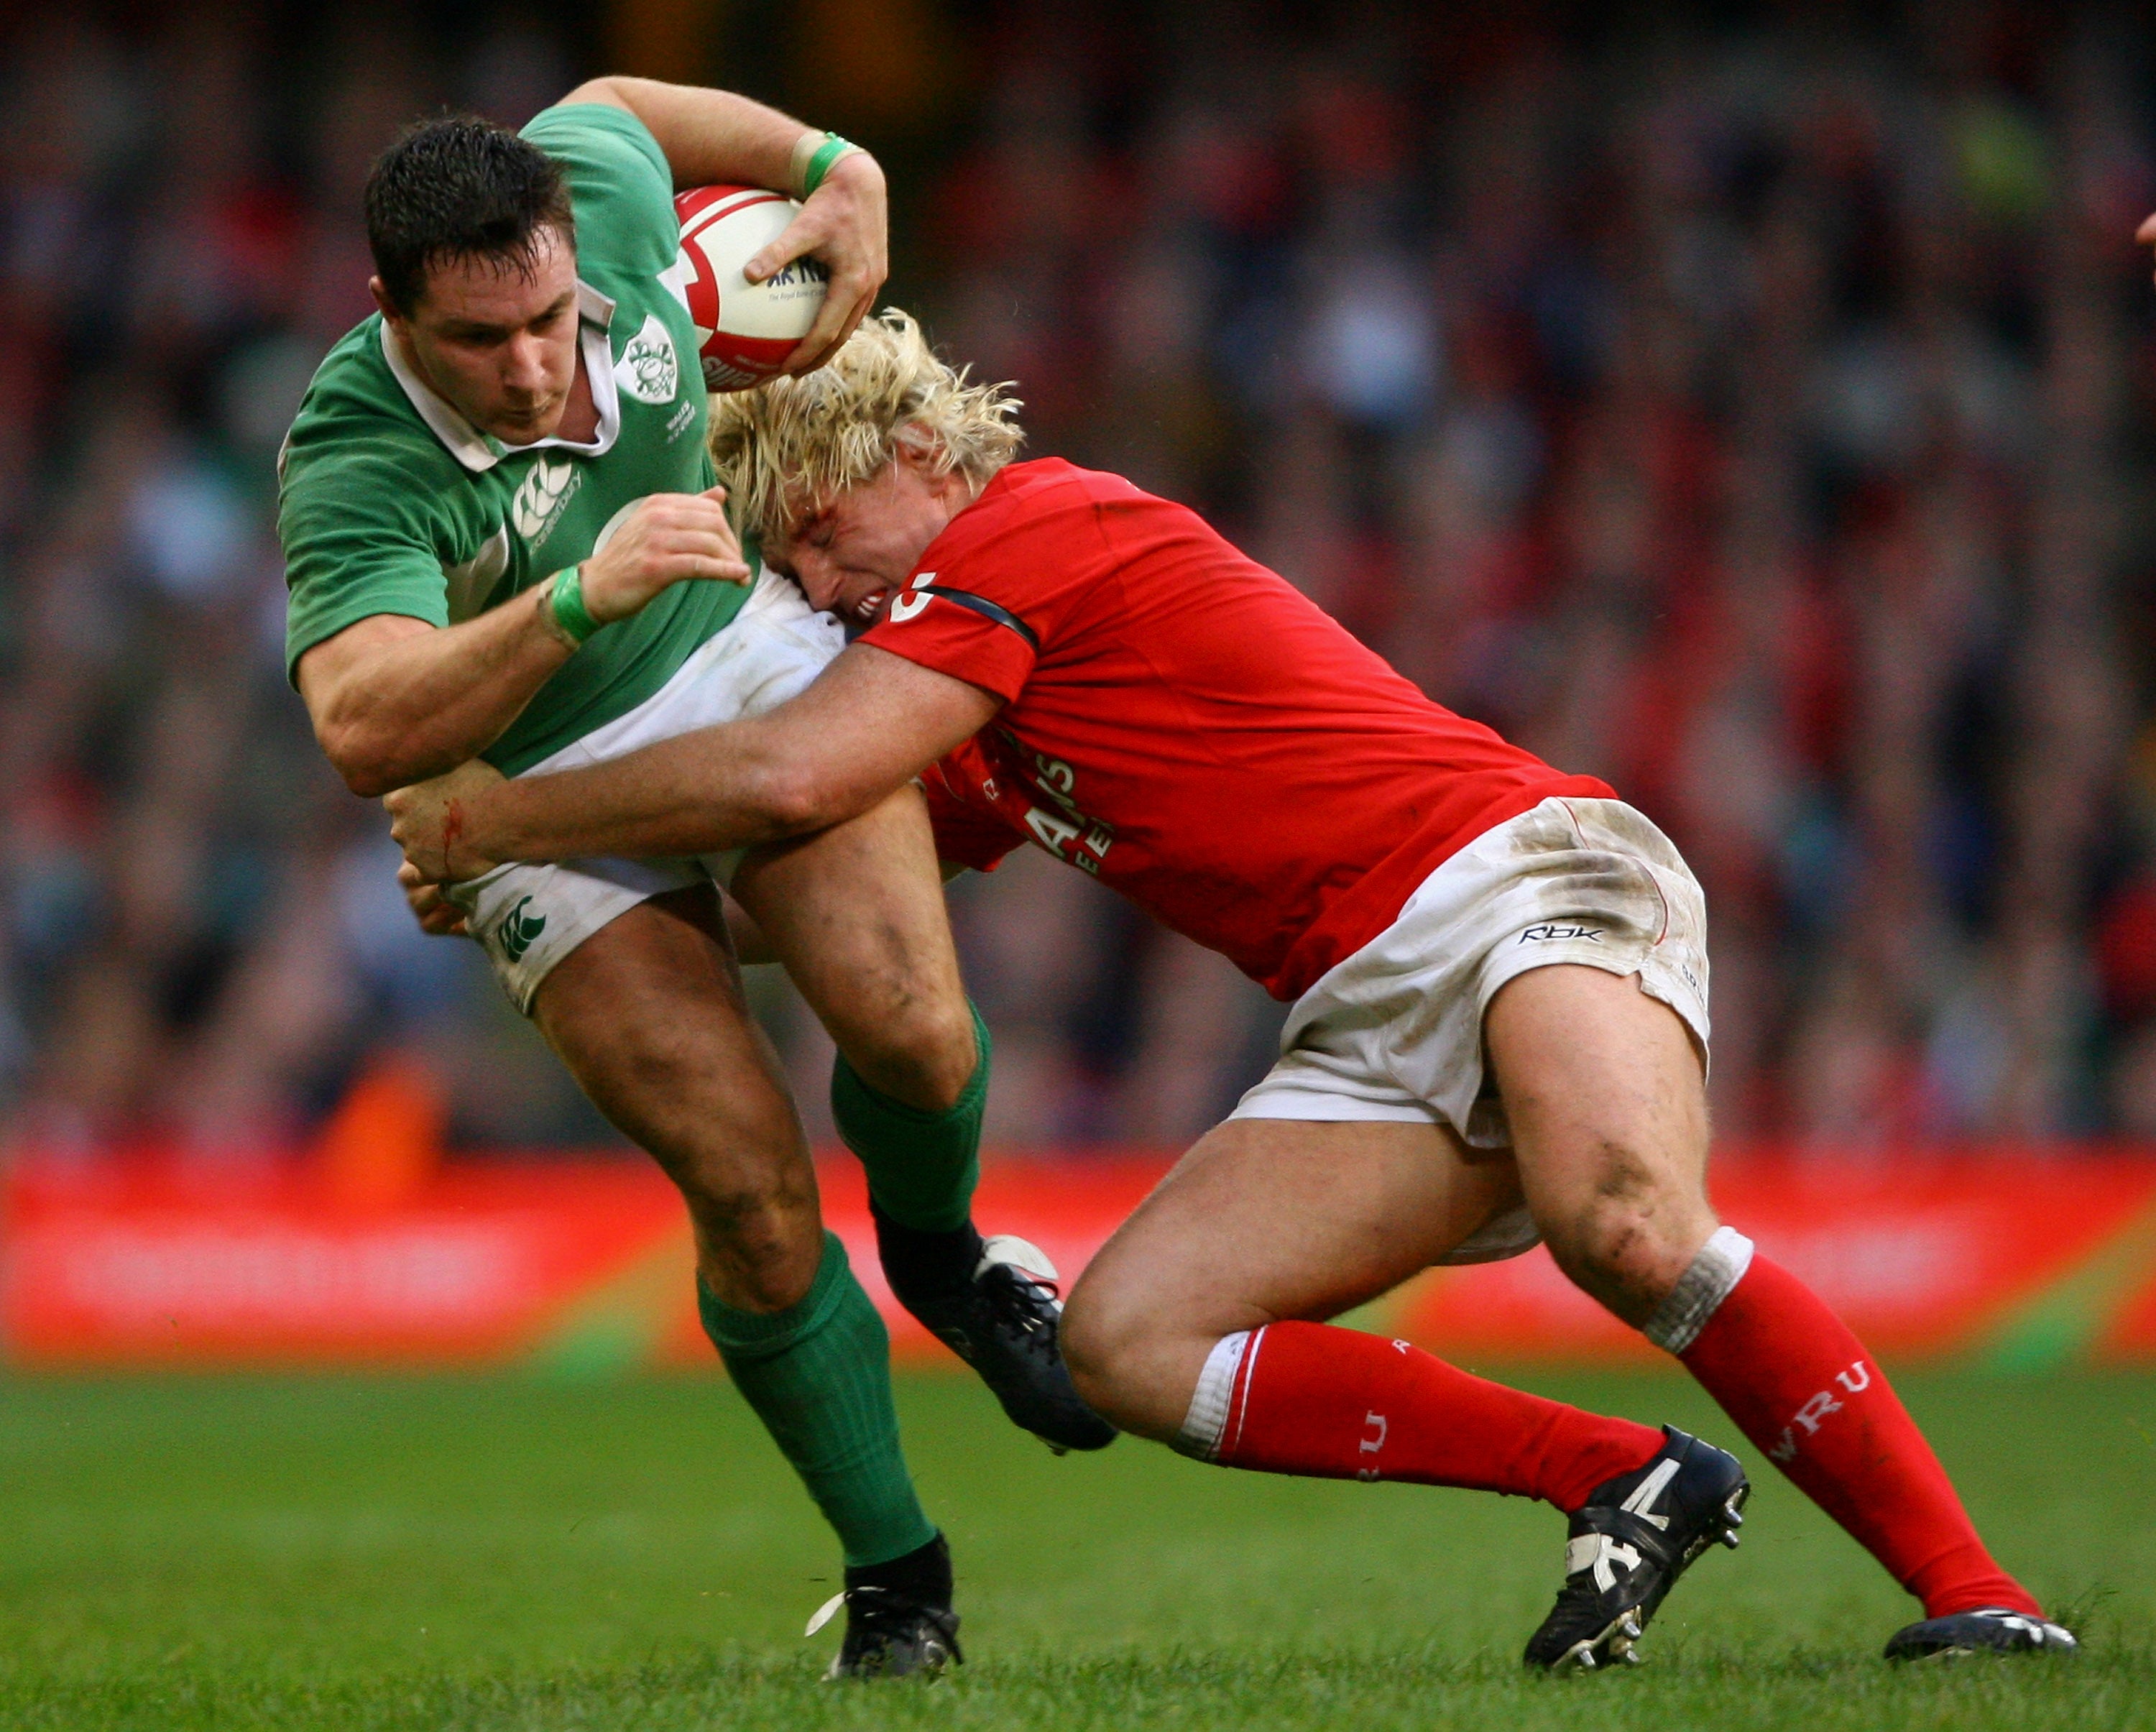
[1174, 1330, 1253, 1460]
[1644, 1225, 1755, 1355]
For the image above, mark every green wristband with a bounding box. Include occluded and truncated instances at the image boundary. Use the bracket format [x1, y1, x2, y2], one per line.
[547, 566, 599, 645]
[802, 132, 858, 198]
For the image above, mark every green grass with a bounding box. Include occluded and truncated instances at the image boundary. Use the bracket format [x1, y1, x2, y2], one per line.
[1, 1367, 2150, 1729]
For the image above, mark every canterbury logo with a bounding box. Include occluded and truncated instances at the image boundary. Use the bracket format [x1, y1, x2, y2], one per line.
[512, 458, 581, 544]
[497, 896, 547, 963]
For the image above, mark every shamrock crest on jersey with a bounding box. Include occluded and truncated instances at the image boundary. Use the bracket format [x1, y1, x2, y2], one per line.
[512, 456, 582, 546]
[614, 312, 681, 405]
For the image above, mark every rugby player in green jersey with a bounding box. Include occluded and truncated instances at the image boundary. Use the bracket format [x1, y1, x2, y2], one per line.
[280, 76, 1110, 1679]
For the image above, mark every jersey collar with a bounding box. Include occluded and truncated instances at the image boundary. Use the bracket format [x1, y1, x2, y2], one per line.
[379, 280, 623, 474]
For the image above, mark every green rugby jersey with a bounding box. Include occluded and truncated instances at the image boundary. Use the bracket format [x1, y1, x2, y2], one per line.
[279, 101, 747, 776]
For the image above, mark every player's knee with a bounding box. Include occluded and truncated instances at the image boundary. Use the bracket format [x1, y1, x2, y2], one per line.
[711, 1245, 820, 1314]
[1059, 1281, 1141, 1422]
[844, 995, 979, 1113]
[678, 1164, 814, 1256]
[1539, 1148, 1712, 1319]
[694, 1207, 824, 1313]
[683, 1172, 778, 1225]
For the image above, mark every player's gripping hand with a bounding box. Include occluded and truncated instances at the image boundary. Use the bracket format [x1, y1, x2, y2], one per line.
[399, 860, 468, 937]
[385, 758, 508, 885]
[747, 149, 888, 374]
[579, 486, 751, 624]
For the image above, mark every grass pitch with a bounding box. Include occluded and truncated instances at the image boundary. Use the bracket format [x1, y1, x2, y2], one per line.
[1, 1365, 2149, 1730]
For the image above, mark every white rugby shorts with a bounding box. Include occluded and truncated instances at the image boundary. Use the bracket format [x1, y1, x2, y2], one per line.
[446, 569, 846, 1013]
[1229, 796, 1711, 1265]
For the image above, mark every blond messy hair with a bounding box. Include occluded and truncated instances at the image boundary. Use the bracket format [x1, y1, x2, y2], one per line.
[709, 308, 1025, 542]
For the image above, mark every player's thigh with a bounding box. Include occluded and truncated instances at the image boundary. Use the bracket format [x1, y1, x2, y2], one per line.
[1065, 1118, 1520, 1401]
[533, 885, 816, 1221]
[1484, 962, 1715, 1311]
[729, 784, 976, 1109]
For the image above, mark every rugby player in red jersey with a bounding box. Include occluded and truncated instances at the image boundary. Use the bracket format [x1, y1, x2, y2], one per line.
[388, 312, 2073, 1668]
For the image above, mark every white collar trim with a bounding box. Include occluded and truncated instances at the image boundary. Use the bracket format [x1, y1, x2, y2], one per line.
[380, 280, 622, 474]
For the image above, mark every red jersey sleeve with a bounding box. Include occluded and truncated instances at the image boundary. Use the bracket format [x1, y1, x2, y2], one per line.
[859, 463, 1107, 701]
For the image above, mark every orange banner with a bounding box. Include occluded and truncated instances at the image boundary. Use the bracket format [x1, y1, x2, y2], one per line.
[0, 1161, 681, 1365]
[4, 1151, 2155, 1369]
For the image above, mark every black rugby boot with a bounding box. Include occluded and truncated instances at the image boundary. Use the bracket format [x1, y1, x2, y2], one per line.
[1524, 1425, 1750, 1673]
[808, 1532, 963, 1680]
[875, 1209, 1117, 1454]
[1884, 1607, 2078, 1662]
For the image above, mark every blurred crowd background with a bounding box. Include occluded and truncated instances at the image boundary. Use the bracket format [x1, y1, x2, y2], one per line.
[6, 0, 2156, 1161]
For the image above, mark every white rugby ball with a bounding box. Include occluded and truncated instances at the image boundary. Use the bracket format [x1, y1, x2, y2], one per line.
[673, 185, 829, 391]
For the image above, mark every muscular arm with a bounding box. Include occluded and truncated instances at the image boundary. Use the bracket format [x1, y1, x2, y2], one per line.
[560, 76, 885, 369]
[298, 591, 571, 798]
[561, 76, 809, 193]
[400, 645, 999, 877]
[296, 489, 745, 797]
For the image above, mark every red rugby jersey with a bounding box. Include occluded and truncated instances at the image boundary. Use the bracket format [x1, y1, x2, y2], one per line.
[860, 459, 1613, 1001]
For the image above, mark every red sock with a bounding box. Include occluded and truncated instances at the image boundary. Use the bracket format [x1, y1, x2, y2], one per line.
[1680, 1251, 2038, 1618]
[1200, 1321, 1663, 1511]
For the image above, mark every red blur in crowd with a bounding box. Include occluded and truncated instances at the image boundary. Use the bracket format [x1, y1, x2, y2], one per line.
[2, 4, 2155, 1158]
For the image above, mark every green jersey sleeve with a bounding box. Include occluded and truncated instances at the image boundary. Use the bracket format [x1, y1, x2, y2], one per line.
[280, 431, 453, 679]
[521, 103, 678, 277]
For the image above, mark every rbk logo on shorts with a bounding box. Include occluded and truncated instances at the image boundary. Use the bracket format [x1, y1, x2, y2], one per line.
[1519, 922, 1603, 943]
[512, 457, 581, 545]
[498, 896, 548, 963]
[613, 313, 680, 405]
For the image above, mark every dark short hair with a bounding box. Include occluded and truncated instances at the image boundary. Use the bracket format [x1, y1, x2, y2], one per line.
[364, 114, 576, 314]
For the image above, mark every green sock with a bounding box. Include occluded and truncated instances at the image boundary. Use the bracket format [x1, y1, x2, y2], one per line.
[830, 1001, 988, 1234]
[698, 1232, 937, 1568]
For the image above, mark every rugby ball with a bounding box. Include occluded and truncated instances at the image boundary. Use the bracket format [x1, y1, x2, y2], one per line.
[673, 185, 829, 391]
